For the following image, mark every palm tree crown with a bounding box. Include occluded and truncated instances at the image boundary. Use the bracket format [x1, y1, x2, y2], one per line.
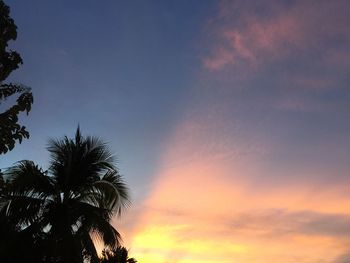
[0, 128, 130, 263]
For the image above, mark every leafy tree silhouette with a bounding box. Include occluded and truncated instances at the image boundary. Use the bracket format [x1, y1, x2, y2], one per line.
[0, 128, 130, 263]
[0, 0, 33, 154]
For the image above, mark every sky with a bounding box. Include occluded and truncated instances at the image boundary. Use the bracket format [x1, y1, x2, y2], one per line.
[2, 0, 350, 262]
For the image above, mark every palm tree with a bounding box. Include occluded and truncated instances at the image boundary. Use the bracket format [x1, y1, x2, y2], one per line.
[0, 128, 130, 263]
[100, 246, 137, 263]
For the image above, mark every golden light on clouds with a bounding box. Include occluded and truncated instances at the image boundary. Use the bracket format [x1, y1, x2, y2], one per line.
[125, 116, 350, 263]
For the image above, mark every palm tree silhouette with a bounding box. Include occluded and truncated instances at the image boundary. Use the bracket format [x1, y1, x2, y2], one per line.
[0, 128, 130, 263]
[100, 246, 137, 263]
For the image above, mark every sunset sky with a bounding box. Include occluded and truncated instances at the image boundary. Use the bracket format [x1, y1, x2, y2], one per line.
[3, 0, 350, 262]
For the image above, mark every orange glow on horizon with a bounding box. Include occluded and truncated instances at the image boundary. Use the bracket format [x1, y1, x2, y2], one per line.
[122, 118, 350, 263]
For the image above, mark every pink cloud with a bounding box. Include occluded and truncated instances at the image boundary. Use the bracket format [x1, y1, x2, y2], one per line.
[202, 46, 235, 70]
[203, 7, 303, 70]
[203, 0, 350, 71]
[222, 14, 301, 65]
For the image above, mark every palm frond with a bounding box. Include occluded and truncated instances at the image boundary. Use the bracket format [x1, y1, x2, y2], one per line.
[74, 201, 122, 247]
[48, 129, 117, 193]
[1, 161, 53, 227]
[99, 170, 130, 215]
[79, 230, 99, 263]
[90, 219, 122, 248]
[4, 160, 54, 196]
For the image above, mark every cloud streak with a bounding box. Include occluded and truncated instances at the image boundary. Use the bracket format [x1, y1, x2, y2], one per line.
[203, 0, 350, 72]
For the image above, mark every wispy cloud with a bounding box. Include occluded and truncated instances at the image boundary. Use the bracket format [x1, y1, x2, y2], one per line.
[203, 13, 302, 69]
[203, 0, 350, 72]
[199, 0, 350, 116]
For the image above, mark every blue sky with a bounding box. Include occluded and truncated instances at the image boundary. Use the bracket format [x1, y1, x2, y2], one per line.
[3, 0, 215, 198]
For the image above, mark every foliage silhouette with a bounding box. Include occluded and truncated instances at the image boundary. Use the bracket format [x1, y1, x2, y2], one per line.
[100, 246, 137, 263]
[0, 0, 33, 154]
[0, 203, 45, 263]
[0, 128, 130, 262]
